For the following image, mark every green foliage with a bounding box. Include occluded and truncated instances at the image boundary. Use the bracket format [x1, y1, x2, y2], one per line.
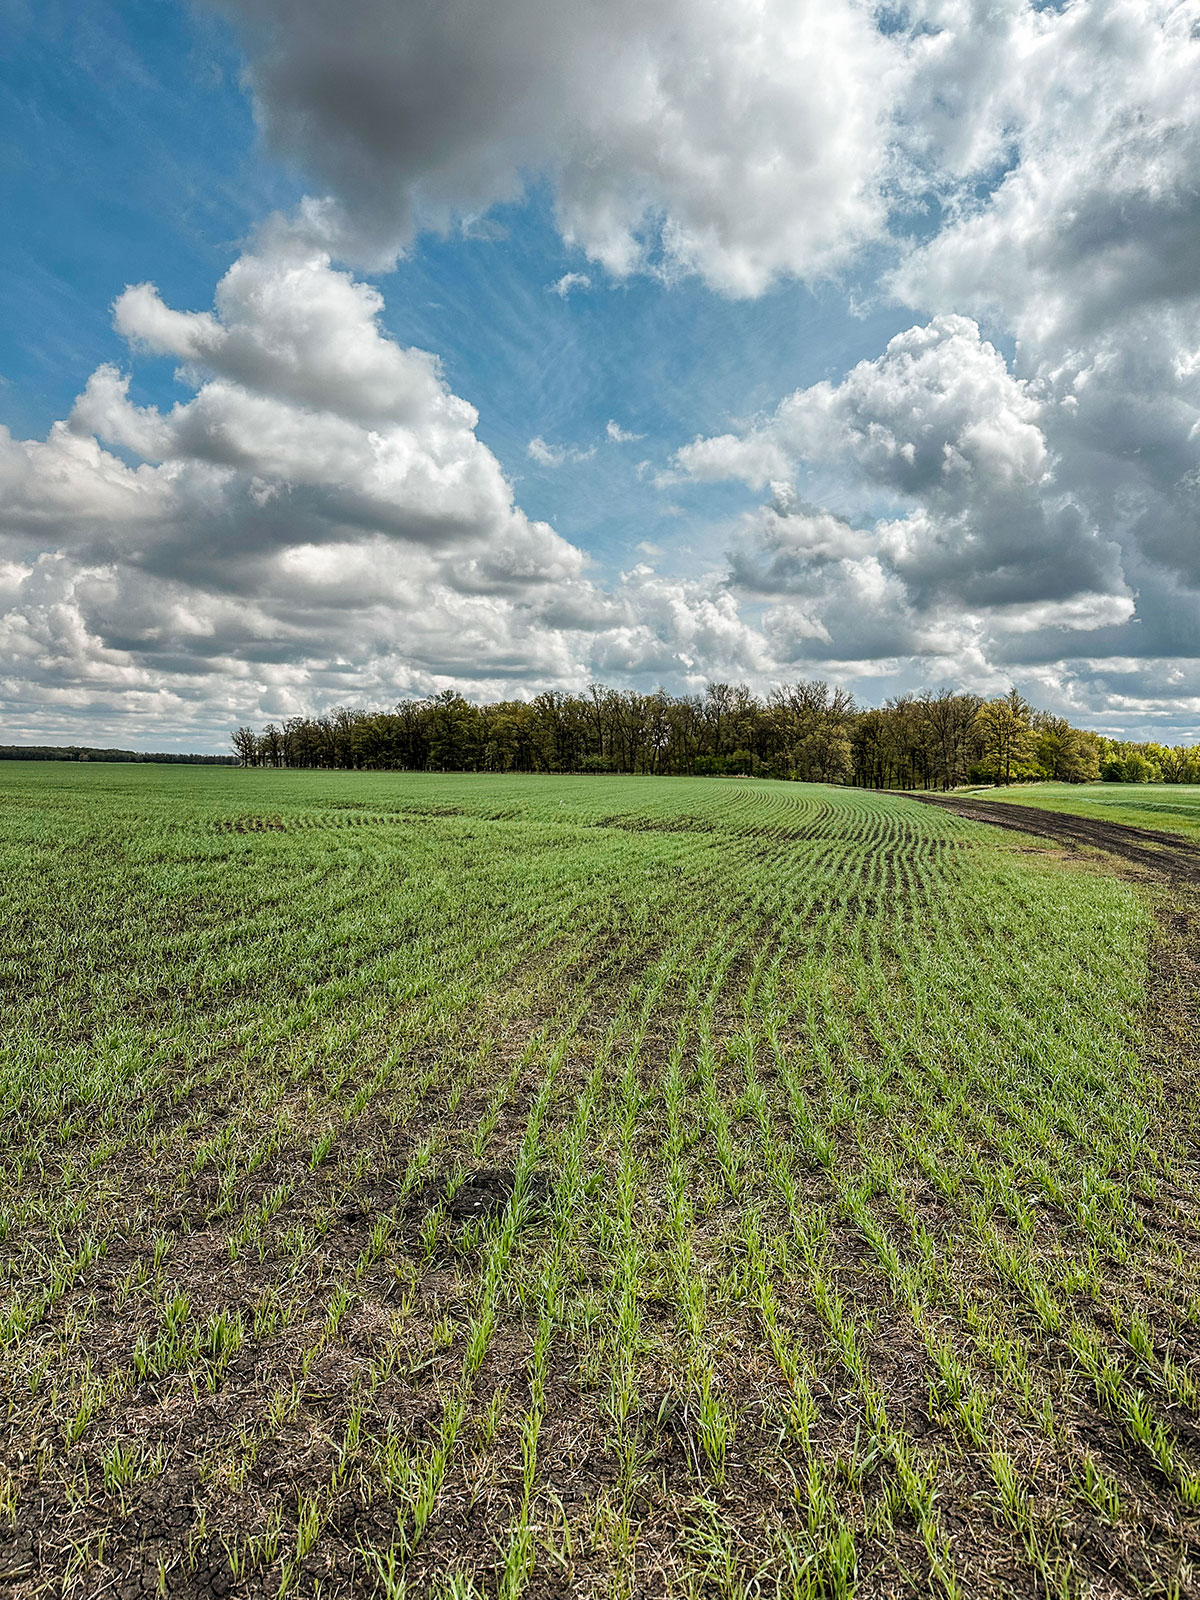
[1032, 715, 1102, 783]
[1096, 740, 1200, 784]
[693, 751, 755, 776]
[235, 678, 1200, 797]
[1102, 752, 1161, 783]
[973, 689, 1033, 785]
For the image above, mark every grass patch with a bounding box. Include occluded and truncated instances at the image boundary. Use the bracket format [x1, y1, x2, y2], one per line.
[971, 781, 1200, 843]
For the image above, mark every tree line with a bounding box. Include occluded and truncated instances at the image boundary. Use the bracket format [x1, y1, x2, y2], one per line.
[0, 745, 236, 765]
[231, 683, 1200, 788]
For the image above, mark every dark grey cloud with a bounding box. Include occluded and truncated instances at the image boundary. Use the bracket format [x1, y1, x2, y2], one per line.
[216, 0, 898, 293]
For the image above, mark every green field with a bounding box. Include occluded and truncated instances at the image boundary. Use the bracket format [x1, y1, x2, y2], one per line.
[969, 781, 1200, 843]
[2, 764, 1198, 1598]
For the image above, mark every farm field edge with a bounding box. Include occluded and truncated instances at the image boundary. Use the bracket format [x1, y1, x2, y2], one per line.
[0, 764, 1196, 1600]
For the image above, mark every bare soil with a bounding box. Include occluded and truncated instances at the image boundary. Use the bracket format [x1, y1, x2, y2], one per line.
[910, 794, 1200, 886]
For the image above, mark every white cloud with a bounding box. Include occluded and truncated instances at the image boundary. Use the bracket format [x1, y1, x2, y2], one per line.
[895, 0, 1200, 346]
[677, 315, 1141, 674]
[114, 243, 471, 431]
[527, 436, 596, 467]
[550, 272, 591, 298]
[679, 316, 1049, 495]
[0, 239, 624, 738]
[526, 437, 563, 467]
[218, 0, 903, 293]
[878, 1, 1200, 680]
[606, 420, 644, 444]
[0, 237, 804, 741]
[586, 564, 772, 681]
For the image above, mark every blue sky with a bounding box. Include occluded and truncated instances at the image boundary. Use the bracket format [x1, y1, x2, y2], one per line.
[0, 1, 280, 427]
[1, 0, 1199, 747]
[0, 3, 906, 566]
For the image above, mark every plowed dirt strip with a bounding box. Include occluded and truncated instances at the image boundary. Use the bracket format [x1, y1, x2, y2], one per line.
[1, 767, 1198, 1600]
[909, 794, 1200, 884]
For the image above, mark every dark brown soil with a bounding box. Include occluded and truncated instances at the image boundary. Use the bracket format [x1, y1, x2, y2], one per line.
[412, 1166, 555, 1222]
[910, 793, 1200, 884]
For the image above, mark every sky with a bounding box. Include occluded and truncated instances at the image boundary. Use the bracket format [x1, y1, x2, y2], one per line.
[1, 0, 1199, 750]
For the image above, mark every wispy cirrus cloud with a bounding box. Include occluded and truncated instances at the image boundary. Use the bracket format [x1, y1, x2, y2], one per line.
[549, 271, 591, 298]
[606, 420, 644, 443]
[526, 435, 597, 467]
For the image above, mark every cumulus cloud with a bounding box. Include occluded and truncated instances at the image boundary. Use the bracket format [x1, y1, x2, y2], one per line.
[896, 0, 1200, 344]
[878, 0, 1200, 698]
[10, 0, 1200, 740]
[677, 315, 1138, 674]
[728, 493, 872, 593]
[216, 0, 902, 293]
[0, 236, 797, 741]
[584, 564, 772, 681]
[0, 239, 598, 738]
[679, 316, 1049, 495]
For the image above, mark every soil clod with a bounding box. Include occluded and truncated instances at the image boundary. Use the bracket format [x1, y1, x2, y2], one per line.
[416, 1166, 553, 1222]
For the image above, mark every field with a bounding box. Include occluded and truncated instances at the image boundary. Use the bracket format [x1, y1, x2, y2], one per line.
[966, 784, 1200, 845]
[2, 765, 1200, 1599]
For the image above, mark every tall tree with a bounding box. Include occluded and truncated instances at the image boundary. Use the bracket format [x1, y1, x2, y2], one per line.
[975, 691, 1032, 785]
